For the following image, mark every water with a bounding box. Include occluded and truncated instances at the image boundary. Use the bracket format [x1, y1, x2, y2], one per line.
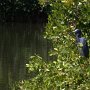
[0, 21, 50, 89]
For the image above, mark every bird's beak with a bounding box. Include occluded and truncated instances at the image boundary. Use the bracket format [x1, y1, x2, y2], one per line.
[73, 29, 78, 33]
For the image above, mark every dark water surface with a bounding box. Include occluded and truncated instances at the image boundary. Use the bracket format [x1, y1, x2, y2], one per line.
[0, 22, 49, 90]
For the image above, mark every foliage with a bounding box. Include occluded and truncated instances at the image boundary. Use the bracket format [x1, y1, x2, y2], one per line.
[0, 0, 50, 22]
[16, 0, 90, 90]
[17, 55, 90, 90]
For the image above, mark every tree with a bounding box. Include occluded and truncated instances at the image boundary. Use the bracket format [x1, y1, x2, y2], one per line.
[16, 0, 90, 90]
[0, 0, 50, 22]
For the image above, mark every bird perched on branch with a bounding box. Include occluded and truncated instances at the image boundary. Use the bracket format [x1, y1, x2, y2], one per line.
[73, 29, 89, 58]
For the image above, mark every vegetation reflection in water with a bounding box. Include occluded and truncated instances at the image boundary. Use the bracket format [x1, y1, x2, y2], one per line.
[0, 21, 49, 90]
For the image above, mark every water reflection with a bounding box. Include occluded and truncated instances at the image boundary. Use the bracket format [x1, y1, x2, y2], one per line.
[0, 22, 49, 89]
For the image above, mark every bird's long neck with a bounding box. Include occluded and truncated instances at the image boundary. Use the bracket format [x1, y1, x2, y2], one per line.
[76, 34, 81, 42]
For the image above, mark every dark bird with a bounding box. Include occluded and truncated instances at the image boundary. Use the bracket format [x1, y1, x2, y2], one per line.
[74, 29, 89, 58]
